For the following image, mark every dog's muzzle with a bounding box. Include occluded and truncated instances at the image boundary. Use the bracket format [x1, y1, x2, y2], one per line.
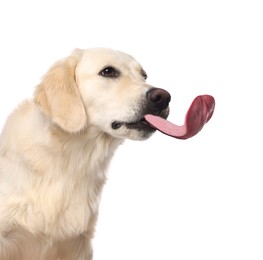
[111, 88, 171, 131]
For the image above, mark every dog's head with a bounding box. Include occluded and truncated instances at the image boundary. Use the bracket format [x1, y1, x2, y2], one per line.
[34, 48, 170, 140]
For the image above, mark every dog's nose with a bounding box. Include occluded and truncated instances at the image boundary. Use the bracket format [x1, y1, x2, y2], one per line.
[146, 88, 171, 112]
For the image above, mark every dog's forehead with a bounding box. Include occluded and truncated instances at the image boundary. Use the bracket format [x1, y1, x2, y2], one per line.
[78, 48, 142, 73]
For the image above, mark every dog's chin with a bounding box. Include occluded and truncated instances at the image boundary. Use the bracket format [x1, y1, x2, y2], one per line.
[125, 120, 157, 140]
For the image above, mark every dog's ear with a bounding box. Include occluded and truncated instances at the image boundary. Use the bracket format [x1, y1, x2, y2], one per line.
[34, 50, 87, 133]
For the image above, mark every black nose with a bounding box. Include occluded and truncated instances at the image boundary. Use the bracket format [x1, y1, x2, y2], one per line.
[146, 88, 171, 112]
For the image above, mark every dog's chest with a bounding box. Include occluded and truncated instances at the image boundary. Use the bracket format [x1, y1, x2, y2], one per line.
[10, 161, 103, 240]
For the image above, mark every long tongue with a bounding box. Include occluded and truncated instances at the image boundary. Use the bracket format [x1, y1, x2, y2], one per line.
[144, 95, 215, 139]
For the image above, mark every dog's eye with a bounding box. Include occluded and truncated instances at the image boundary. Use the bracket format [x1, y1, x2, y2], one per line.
[99, 66, 120, 78]
[141, 69, 147, 80]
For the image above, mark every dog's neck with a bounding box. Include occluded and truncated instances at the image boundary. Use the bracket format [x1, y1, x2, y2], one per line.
[45, 121, 124, 213]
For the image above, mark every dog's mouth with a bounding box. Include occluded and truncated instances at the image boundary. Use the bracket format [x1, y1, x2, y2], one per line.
[111, 109, 169, 133]
[126, 118, 155, 132]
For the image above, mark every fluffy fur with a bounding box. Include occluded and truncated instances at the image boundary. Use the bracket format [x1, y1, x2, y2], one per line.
[0, 48, 170, 259]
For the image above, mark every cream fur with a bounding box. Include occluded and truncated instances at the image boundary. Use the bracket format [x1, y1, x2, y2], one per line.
[0, 48, 169, 259]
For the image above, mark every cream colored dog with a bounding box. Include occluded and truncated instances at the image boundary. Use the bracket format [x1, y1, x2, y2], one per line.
[0, 48, 170, 259]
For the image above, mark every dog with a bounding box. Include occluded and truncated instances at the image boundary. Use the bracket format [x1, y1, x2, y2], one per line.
[0, 48, 170, 259]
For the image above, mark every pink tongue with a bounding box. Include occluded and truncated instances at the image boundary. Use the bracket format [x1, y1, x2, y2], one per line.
[144, 95, 215, 139]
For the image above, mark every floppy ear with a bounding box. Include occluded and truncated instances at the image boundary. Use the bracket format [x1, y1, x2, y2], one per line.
[34, 51, 87, 133]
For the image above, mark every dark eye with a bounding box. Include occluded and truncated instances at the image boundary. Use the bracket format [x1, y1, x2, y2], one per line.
[141, 69, 147, 80]
[99, 66, 120, 78]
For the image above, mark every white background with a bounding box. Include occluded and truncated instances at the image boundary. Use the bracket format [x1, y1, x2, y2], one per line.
[0, 1, 262, 259]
